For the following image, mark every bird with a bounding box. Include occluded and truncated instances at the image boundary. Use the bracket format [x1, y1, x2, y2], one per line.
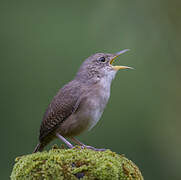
[33, 49, 132, 153]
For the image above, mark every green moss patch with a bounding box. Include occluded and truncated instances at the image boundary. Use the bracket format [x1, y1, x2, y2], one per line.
[11, 145, 143, 180]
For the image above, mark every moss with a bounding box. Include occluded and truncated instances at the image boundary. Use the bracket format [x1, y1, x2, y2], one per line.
[11, 145, 143, 180]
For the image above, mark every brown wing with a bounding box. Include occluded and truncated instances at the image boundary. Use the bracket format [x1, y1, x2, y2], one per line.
[39, 80, 84, 142]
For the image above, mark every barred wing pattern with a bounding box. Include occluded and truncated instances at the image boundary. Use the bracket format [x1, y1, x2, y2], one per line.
[39, 80, 83, 142]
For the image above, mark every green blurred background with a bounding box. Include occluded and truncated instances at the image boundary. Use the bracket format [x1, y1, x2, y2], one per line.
[1, 0, 181, 179]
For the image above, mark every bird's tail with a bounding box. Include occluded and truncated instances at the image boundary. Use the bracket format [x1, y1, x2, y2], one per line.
[33, 143, 45, 153]
[33, 135, 55, 153]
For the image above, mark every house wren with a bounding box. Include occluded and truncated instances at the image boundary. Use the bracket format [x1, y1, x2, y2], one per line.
[34, 49, 132, 152]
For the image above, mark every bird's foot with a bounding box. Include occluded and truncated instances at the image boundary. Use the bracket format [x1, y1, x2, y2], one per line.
[80, 145, 106, 151]
[70, 137, 106, 151]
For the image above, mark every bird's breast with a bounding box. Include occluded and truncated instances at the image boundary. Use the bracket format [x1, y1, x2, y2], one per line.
[59, 78, 112, 137]
[76, 82, 111, 131]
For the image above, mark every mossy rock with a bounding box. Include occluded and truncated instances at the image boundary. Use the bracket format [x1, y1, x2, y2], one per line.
[11, 145, 143, 180]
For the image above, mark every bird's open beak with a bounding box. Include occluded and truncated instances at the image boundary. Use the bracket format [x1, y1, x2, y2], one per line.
[109, 49, 133, 71]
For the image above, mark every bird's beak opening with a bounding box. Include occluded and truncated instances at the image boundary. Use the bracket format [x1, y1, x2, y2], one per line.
[109, 49, 133, 71]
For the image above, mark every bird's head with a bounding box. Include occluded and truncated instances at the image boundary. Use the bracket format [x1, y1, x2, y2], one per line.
[75, 49, 133, 83]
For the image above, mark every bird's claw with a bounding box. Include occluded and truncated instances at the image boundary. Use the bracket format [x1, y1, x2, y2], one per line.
[80, 145, 106, 151]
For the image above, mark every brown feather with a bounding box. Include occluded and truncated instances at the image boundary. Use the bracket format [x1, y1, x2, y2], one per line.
[39, 80, 85, 142]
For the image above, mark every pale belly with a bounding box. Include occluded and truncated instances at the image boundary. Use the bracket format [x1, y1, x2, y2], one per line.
[58, 76, 114, 137]
[79, 102, 104, 131]
[59, 91, 110, 137]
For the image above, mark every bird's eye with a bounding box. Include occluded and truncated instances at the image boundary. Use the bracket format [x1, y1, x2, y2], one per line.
[98, 57, 106, 62]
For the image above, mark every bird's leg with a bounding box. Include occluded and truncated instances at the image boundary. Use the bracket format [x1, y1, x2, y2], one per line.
[71, 137, 106, 151]
[56, 133, 74, 149]
[70, 137, 84, 146]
